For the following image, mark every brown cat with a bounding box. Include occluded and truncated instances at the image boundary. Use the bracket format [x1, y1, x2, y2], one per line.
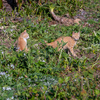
[17, 30, 29, 52]
[45, 32, 80, 57]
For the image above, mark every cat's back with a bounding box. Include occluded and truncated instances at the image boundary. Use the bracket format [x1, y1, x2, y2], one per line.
[17, 35, 26, 51]
[64, 36, 76, 47]
[63, 36, 75, 43]
[55, 36, 74, 43]
[57, 36, 76, 47]
[17, 36, 25, 44]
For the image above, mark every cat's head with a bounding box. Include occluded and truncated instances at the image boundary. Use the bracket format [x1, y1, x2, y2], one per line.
[72, 32, 80, 40]
[20, 30, 29, 39]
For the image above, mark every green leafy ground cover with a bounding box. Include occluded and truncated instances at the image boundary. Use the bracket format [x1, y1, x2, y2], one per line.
[0, 0, 100, 99]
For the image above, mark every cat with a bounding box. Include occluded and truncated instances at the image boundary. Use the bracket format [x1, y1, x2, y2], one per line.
[17, 30, 29, 52]
[50, 7, 81, 26]
[45, 32, 80, 57]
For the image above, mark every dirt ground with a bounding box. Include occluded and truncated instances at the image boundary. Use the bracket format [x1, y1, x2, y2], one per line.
[2, 0, 13, 12]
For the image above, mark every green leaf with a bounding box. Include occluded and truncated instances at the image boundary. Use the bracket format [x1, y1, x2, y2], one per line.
[83, 71, 89, 77]
[64, 77, 69, 83]
[95, 89, 100, 95]
[59, 78, 63, 84]
[18, 91, 21, 95]
[43, 85, 47, 90]
[88, 69, 95, 74]
[88, 74, 94, 79]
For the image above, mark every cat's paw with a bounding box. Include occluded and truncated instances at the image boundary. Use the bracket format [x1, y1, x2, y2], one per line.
[27, 49, 29, 51]
[73, 54, 77, 57]
[25, 48, 29, 52]
[44, 40, 47, 43]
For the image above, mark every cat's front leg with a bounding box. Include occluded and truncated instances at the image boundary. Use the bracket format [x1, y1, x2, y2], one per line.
[73, 53, 77, 57]
[68, 51, 71, 56]
[69, 47, 77, 57]
[25, 47, 29, 52]
[58, 47, 62, 51]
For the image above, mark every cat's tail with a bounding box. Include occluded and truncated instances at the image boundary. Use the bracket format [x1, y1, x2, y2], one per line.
[44, 40, 49, 45]
[13, 40, 18, 51]
[45, 41, 53, 46]
[44, 40, 47, 43]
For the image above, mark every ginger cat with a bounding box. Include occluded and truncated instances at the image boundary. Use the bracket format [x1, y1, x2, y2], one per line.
[17, 30, 29, 52]
[45, 32, 80, 57]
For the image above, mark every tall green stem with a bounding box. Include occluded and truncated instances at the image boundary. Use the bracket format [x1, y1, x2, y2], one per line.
[0, 0, 3, 9]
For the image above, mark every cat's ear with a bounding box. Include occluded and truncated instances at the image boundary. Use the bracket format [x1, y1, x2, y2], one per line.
[78, 32, 80, 35]
[24, 30, 26, 32]
[72, 32, 75, 34]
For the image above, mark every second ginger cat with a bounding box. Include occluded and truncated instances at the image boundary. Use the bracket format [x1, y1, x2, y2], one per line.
[45, 32, 80, 57]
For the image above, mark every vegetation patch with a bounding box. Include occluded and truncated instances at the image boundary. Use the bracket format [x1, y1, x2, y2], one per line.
[0, 0, 100, 99]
